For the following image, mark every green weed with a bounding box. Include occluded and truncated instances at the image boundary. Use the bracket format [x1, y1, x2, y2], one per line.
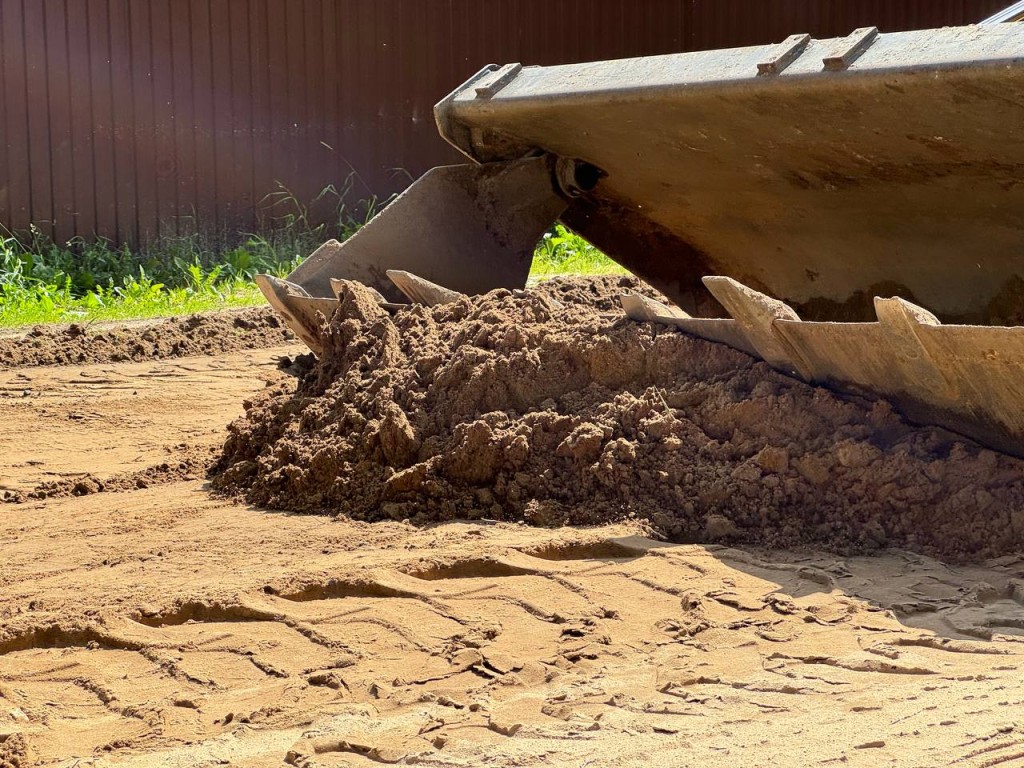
[531, 224, 625, 277]
[1, 209, 618, 328]
[0, 228, 295, 328]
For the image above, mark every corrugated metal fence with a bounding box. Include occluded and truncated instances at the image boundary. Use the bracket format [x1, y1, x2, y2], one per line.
[0, 0, 1010, 245]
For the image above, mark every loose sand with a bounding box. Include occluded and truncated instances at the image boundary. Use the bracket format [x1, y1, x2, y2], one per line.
[2, 291, 1024, 767]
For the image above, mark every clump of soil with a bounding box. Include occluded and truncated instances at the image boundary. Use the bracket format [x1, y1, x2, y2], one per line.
[212, 276, 1024, 562]
[0, 308, 294, 368]
[0, 732, 30, 768]
[3, 446, 216, 504]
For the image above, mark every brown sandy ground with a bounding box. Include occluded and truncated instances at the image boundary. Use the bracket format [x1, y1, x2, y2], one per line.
[0, 346, 295, 501]
[0, 307, 294, 369]
[2, 336, 1024, 766]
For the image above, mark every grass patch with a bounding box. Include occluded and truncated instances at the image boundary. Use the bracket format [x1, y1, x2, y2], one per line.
[0, 230, 300, 328]
[531, 225, 625, 277]
[1, 217, 620, 329]
[0, 181, 371, 329]
[0, 280, 268, 327]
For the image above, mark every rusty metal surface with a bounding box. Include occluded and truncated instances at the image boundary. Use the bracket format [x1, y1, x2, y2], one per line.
[0, 0, 1012, 245]
[440, 24, 1024, 322]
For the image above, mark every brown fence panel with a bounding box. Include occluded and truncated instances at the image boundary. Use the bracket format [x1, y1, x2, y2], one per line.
[0, 0, 1013, 246]
[23, 0, 54, 239]
[689, 0, 1008, 51]
[1, 0, 30, 234]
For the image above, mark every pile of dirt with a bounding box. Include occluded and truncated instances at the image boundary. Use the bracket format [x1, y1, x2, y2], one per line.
[0, 308, 294, 368]
[212, 276, 1024, 561]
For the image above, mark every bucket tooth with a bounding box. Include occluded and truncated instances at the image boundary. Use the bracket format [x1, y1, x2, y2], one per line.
[871, 297, 957, 401]
[873, 296, 940, 328]
[619, 293, 690, 323]
[387, 270, 468, 306]
[702, 276, 812, 379]
[772, 298, 956, 413]
[254, 274, 337, 355]
[620, 291, 760, 358]
[882, 302, 1024, 448]
[328, 278, 389, 306]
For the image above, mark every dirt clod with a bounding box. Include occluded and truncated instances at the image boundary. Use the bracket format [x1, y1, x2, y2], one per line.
[5, 447, 216, 504]
[0, 733, 30, 768]
[212, 276, 1024, 561]
[0, 308, 294, 368]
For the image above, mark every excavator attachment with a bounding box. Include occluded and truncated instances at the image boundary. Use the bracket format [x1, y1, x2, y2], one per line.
[622, 279, 1024, 458]
[255, 156, 566, 353]
[259, 17, 1024, 455]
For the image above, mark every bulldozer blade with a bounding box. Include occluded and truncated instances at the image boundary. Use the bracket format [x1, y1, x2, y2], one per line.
[387, 270, 468, 307]
[274, 156, 564, 304]
[256, 155, 566, 349]
[639, 277, 1024, 458]
[438, 23, 1024, 323]
[619, 292, 759, 358]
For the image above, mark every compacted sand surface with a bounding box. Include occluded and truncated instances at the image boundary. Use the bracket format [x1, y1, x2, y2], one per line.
[3, 286, 1024, 767]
